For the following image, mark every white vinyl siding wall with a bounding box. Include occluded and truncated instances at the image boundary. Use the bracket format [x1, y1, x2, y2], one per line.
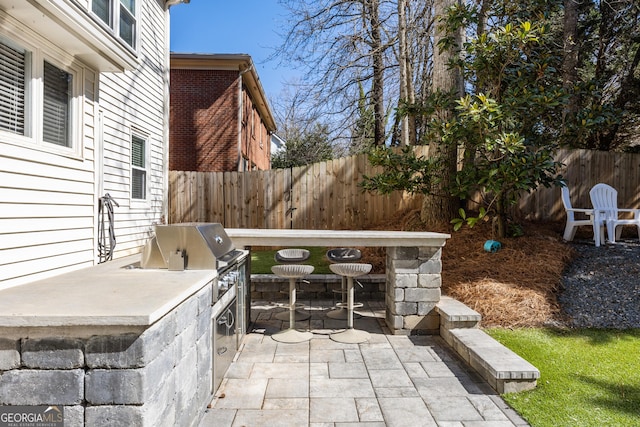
[97, 0, 166, 256]
[0, 0, 167, 289]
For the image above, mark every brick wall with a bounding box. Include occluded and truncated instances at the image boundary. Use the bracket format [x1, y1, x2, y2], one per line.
[170, 69, 239, 172]
[241, 91, 271, 170]
[170, 69, 272, 172]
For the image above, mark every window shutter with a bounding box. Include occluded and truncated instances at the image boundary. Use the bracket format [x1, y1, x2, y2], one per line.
[0, 41, 26, 135]
[43, 61, 71, 147]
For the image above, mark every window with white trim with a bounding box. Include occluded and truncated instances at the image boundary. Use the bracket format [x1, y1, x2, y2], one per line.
[91, 0, 137, 49]
[0, 36, 79, 152]
[131, 133, 147, 200]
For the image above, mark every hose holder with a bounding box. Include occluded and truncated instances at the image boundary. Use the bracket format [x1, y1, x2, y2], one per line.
[483, 240, 502, 253]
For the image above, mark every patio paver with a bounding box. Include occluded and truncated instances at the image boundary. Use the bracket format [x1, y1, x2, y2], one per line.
[199, 300, 530, 427]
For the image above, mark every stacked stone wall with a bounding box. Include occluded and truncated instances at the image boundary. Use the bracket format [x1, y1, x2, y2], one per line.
[0, 286, 212, 427]
[250, 274, 386, 302]
[385, 246, 442, 334]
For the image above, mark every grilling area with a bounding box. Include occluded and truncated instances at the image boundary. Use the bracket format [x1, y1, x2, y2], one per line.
[0, 224, 538, 426]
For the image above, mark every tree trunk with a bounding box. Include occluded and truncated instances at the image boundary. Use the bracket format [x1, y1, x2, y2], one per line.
[493, 193, 506, 239]
[599, 43, 640, 150]
[420, 0, 464, 229]
[562, 0, 580, 129]
[410, 2, 433, 144]
[397, 0, 410, 146]
[476, 0, 490, 38]
[369, 0, 386, 145]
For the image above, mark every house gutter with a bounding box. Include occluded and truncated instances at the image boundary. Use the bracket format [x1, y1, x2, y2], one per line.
[165, 0, 190, 8]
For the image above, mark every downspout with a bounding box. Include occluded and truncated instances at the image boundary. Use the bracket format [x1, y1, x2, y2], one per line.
[238, 66, 253, 171]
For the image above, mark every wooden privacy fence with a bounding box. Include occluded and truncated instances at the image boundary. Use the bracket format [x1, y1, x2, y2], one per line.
[169, 151, 424, 229]
[169, 148, 640, 228]
[516, 148, 640, 221]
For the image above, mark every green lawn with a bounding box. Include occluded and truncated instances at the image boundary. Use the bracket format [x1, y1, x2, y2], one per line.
[250, 247, 332, 274]
[487, 328, 640, 427]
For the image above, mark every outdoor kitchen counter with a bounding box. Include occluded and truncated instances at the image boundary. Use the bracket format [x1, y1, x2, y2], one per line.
[0, 255, 216, 330]
[226, 228, 451, 335]
[225, 228, 450, 248]
[0, 255, 216, 426]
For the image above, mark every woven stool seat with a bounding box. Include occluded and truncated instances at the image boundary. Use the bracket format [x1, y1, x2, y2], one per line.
[271, 264, 314, 278]
[275, 248, 310, 264]
[326, 248, 362, 263]
[329, 263, 371, 277]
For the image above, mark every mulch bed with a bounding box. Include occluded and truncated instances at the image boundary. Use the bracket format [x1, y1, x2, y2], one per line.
[361, 209, 574, 328]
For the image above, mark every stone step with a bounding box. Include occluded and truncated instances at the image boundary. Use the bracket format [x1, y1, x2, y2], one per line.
[447, 328, 540, 393]
[436, 296, 539, 394]
[436, 296, 482, 330]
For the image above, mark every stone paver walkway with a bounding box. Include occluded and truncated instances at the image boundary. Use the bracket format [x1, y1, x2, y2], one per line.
[200, 300, 529, 427]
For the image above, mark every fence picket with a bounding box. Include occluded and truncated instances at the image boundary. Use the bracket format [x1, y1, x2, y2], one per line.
[168, 148, 640, 228]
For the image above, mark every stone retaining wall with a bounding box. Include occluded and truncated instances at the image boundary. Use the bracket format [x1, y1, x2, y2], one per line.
[251, 274, 386, 301]
[0, 286, 212, 427]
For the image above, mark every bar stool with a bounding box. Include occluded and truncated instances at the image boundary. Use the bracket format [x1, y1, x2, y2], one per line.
[274, 249, 311, 322]
[326, 248, 362, 320]
[329, 263, 372, 344]
[271, 264, 315, 343]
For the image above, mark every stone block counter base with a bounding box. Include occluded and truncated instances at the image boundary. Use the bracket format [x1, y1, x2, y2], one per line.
[225, 228, 450, 335]
[0, 257, 216, 427]
[386, 246, 443, 334]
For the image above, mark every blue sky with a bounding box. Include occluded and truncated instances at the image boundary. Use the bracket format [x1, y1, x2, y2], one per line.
[169, 0, 295, 101]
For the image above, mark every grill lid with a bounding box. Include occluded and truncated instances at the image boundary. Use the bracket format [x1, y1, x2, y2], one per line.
[150, 223, 235, 270]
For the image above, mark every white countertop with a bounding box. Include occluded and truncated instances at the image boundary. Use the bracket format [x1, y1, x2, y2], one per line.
[0, 256, 215, 328]
[225, 228, 450, 248]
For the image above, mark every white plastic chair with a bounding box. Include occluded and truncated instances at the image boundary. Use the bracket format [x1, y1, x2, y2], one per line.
[589, 183, 640, 246]
[561, 186, 605, 244]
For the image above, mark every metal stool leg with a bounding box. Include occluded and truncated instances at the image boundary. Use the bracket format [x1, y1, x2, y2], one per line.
[327, 276, 362, 320]
[275, 278, 311, 321]
[330, 276, 370, 344]
[273, 277, 313, 343]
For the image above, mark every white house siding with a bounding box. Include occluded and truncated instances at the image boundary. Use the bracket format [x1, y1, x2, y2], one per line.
[0, 1, 169, 289]
[97, 1, 168, 256]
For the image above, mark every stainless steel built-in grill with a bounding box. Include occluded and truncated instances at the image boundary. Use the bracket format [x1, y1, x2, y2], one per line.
[142, 223, 248, 300]
[140, 223, 249, 394]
